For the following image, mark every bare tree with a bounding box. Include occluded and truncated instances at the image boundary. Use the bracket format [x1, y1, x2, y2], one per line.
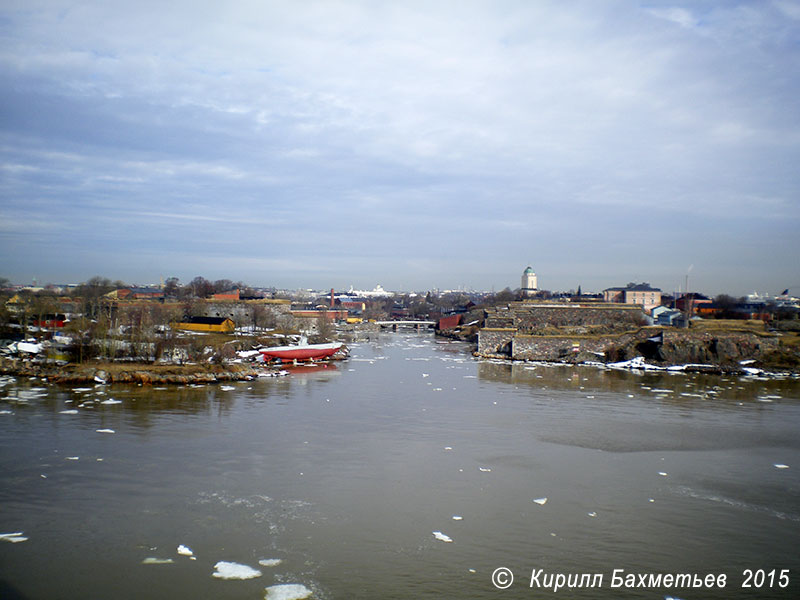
[189, 276, 214, 298]
[163, 277, 181, 298]
[314, 312, 335, 342]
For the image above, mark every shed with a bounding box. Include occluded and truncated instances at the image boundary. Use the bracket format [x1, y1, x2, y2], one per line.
[172, 316, 235, 333]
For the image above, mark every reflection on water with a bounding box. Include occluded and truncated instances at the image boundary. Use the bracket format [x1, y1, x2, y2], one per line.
[1, 334, 799, 599]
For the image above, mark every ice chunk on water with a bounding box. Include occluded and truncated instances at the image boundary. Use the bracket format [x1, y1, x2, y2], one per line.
[587, 512, 597, 517]
[479, 467, 491, 472]
[452, 515, 463, 521]
[774, 464, 790, 469]
[220, 386, 236, 391]
[0, 532, 28, 543]
[101, 399, 122, 405]
[432, 531, 453, 543]
[264, 583, 313, 600]
[142, 557, 174, 564]
[258, 558, 283, 567]
[65, 456, 79, 461]
[177, 544, 194, 557]
[658, 472, 668, 477]
[212, 561, 262, 579]
[60, 409, 78, 414]
[96, 429, 115, 434]
[533, 497, 548, 505]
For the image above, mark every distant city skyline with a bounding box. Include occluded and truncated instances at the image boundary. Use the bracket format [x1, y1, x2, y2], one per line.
[4, 270, 796, 300]
[1, 1, 798, 297]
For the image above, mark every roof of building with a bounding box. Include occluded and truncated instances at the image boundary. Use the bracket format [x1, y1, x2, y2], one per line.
[605, 282, 662, 292]
[523, 266, 535, 274]
[181, 316, 233, 325]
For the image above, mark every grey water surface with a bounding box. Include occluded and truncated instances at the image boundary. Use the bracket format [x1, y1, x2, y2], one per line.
[1, 333, 799, 599]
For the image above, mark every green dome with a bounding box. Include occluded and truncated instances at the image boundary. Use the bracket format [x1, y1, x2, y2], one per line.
[523, 266, 535, 274]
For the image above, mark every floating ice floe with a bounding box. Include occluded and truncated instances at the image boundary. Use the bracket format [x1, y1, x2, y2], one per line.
[432, 531, 453, 543]
[142, 557, 174, 564]
[65, 456, 79, 461]
[212, 561, 262, 579]
[219, 386, 236, 391]
[658, 472, 668, 477]
[264, 583, 313, 600]
[258, 558, 282, 567]
[774, 464, 790, 469]
[177, 544, 195, 558]
[0, 532, 28, 543]
[452, 515, 463, 521]
[101, 399, 122, 405]
[444, 446, 453, 451]
[479, 467, 491, 472]
[96, 429, 115, 434]
[59, 409, 78, 414]
[587, 512, 597, 517]
[259, 370, 289, 378]
[533, 497, 548, 505]
[0, 410, 14, 415]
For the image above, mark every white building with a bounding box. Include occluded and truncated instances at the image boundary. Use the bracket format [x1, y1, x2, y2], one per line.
[521, 266, 538, 296]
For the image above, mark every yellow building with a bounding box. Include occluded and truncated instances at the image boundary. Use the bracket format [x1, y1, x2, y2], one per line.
[172, 316, 235, 333]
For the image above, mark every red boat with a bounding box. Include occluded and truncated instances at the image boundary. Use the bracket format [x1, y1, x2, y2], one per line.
[259, 342, 344, 362]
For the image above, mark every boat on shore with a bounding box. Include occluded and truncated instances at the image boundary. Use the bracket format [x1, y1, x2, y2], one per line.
[259, 342, 345, 362]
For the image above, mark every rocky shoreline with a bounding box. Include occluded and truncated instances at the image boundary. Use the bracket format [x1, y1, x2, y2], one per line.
[0, 358, 277, 386]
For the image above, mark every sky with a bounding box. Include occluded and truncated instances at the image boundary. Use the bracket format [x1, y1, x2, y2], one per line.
[1, 0, 799, 296]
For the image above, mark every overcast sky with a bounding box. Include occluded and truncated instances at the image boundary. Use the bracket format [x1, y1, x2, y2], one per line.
[1, 1, 799, 295]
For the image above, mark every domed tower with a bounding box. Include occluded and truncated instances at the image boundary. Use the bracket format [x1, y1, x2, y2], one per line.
[521, 266, 538, 296]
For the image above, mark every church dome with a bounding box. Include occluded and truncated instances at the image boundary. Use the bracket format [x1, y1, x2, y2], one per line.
[523, 266, 535, 274]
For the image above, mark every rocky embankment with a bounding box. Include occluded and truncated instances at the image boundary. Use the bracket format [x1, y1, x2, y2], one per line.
[463, 324, 800, 374]
[608, 329, 799, 372]
[0, 358, 269, 385]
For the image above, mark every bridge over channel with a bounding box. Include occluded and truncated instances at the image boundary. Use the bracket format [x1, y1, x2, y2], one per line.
[376, 320, 436, 330]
